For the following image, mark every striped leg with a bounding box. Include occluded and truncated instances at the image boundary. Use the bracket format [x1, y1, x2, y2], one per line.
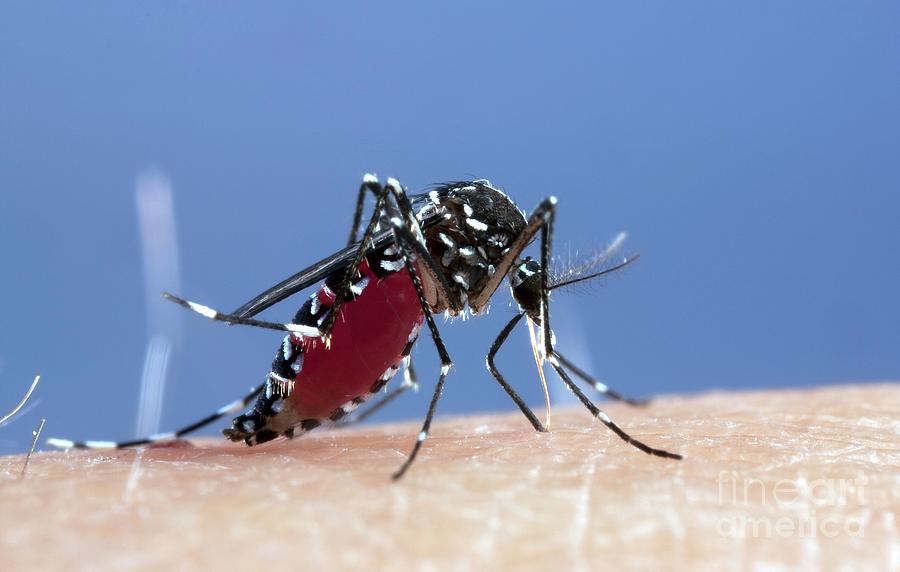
[164, 175, 462, 338]
[162, 292, 322, 336]
[486, 312, 547, 432]
[529, 202, 681, 460]
[347, 173, 386, 246]
[553, 351, 649, 406]
[338, 176, 462, 479]
[545, 356, 681, 459]
[46, 382, 267, 450]
[346, 178, 467, 479]
[320, 176, 463, 338]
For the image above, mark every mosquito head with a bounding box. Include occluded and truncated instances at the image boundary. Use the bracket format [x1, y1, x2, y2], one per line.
[509, 256, 543, 322]
[421, 181, 528, 315]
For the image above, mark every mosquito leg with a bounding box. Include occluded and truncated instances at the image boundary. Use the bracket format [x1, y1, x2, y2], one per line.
[384, 194, 458, 479]
[359, 178, 475, 478]
[524, 200, 677, 457]
[553, 351, 650, 406]
[162, 292, 322, 336]
[545, 356, 681, 459]
[391, 363, 450, 480]
[537, 199, 556, 359]
[390, 297, 453, 479]
[46, 382, 267, 450]
[328, 176, 464, 337]
[486, 312, 547, 432]
[379, 179, 463, 312]
[312, 176, 458, 476]
[318, 177, 392, 337]
[404, 356, 418, 389]
[506, 199, 682, 459]
[347, 173, 383, 246]
[390, 221, 462, 311]
[173, 174, 390, 337]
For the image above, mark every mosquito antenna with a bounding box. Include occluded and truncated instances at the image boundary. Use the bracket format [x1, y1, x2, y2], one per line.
[549, 253, 640, 291]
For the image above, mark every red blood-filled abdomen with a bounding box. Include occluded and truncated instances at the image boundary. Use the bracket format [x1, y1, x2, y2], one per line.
[286, 263, 423, 419]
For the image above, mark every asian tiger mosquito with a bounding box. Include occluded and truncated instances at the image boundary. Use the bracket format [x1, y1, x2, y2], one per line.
[48, 175, 682, 478]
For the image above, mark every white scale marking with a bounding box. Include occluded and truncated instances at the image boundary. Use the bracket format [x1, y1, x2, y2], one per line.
[46, 438, 74, 449]
[350, 275, 370, 295]
[285, 323, 321, 337]
[466, 218, 488, 231]
[380, 258, 405, 272]
[438, 232, 455, 248]
[187, 301, 217, 319]
[408, 321, 422, 342]
[453, 274, 469, 289]
[217, 398, 246, 415]
[268, 371, 293, 385]
[84, 440, 118, 449]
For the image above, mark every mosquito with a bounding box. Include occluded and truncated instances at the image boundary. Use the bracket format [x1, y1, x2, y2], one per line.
[48, 176, 682, 478]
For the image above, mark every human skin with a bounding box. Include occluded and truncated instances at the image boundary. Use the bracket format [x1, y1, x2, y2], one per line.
[1, 383, 897, 571]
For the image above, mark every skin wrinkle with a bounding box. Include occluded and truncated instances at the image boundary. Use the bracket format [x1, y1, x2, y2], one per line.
[1, 383, 898, 570]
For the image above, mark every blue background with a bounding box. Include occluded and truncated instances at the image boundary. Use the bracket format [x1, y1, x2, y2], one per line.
[1, 3, 897, 452]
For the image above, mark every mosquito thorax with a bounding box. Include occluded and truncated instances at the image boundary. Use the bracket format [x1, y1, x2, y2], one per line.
[419, 181, 527, 314]
[510, 256, 543, 322]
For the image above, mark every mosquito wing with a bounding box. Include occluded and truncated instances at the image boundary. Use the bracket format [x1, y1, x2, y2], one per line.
[231, 192, 441, 318]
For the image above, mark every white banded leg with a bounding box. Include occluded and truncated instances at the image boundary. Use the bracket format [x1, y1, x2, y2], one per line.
[162, 292, 321, 336]
[46, 382, 266, 450]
